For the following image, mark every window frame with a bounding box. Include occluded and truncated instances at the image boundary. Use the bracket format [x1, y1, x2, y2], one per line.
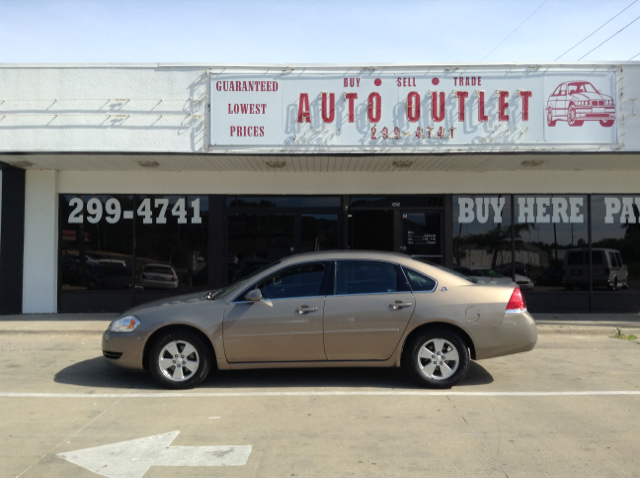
[402, 267, 438, 293]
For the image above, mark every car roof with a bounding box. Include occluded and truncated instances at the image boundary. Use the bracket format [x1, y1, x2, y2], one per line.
[277, 250, 413, 264]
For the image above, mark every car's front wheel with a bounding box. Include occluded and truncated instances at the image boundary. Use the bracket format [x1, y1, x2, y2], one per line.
[547, 108, 556, 126]
[404, 328, 470, 388]
[567, 104, 583, 127]
[149, 329, 212, 389]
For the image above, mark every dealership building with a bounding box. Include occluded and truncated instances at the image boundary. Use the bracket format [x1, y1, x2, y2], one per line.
[0, 62, 639, 315]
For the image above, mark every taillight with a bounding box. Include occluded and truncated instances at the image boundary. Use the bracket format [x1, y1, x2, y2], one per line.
[171, 276, 177, 281]
[506, 287, 527, 314]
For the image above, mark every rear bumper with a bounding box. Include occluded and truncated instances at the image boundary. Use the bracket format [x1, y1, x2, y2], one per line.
[473, 311, 537, 360]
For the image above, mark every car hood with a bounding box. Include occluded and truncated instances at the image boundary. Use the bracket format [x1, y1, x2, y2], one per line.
[569, 92, 609, 101]
[120, 290, 218, 317]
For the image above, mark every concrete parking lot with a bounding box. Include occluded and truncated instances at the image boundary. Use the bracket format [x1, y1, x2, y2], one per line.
[1, 314, 639, 478]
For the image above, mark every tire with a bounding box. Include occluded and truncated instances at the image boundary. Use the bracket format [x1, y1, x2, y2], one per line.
[149, 329, 213, 389]
[546, 108, 556, 126]
[404, 328, 470, 389]
[600, 120, 614, 127]
[567, 104, 583, 127]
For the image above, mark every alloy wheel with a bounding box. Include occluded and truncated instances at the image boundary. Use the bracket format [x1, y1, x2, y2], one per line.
[158, 340, 200, 382]
[417, 338, 459, 380]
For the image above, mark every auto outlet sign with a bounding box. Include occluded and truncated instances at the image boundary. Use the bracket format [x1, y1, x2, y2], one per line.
[207, 67, 618, 152]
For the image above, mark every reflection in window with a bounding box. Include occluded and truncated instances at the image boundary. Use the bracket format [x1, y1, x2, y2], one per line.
[453, 195, 513, 275]
[60, 195, 135, 291]
[515, 195, 588, 292]
[256, 263, 326, 299]
[591, 195, 638, 290]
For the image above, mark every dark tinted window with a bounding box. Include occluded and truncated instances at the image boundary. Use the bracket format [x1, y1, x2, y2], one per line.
[592, 251, 603, 265]
[567, 251, 584, 265]
[403, 268, 436, 292]
[609, 252, 617, 268]
[335, 261, 401, 295]
[256, 263, 326, 300]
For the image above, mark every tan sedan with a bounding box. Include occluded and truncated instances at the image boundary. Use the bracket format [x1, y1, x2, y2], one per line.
[102, 251, 537, 389]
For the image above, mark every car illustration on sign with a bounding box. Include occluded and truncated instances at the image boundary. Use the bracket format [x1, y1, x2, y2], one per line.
[546, 81, 615, 127]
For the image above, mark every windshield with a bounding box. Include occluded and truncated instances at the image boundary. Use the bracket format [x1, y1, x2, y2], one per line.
[412, 257, 478, 284]
[206, 260, 281, 300]
[568, 82, 597, 95]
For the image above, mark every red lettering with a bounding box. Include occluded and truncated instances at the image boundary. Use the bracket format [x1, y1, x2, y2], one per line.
[465, 78, 470, 86]
[230, 126, 236, 136]
[228, 104, 232, 114]
[261, 81, 266, 91]
[344, 78, 349, 87]
[321, 92, 335, 123]
[455, 91, 468, 122]
[498, 90, 509, 121]
[520, 91, 532, 121]
[273, 81, 278, 92]
[397, 78, 401, 87]
[449, 127, 455, 138]
[235, 81, 241, 91]
[431, 91, 445, 122]
[478, 91, 489, 122]
[241, 104, 248, 114]
[407, 91, 420, 123]
[298, 93, 311, 123]
[367, 92, 381, 123]
[260, 126, 264, 136]
[478, 77, 481, 86]
[471, 78, 476, 86]
[345, 92, 358, 123]
[266, 82, 272, 91]
[217, 81, 222, 91]
[356, 78, 360, 87]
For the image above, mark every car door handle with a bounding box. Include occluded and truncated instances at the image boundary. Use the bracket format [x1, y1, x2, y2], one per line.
[390, 301, 413, 310]
[296, 306, 318, 314]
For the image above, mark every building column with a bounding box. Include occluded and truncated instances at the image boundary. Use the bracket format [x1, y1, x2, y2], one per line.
[23, 170, 58, 313]
[0, 166, 26, 314]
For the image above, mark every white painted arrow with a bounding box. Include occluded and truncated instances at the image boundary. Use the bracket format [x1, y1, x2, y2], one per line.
[56, 431, 251, 478]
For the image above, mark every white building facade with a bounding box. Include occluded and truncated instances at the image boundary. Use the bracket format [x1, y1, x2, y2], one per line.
[1, 63, 639, 314]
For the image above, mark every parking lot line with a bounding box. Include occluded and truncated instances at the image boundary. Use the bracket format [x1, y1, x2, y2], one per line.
[1, 390, 639, 398]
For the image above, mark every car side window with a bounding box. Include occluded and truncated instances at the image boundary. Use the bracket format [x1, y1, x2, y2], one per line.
[255, 262, 326, 300]
[553, 85, 562, 96]
[559, 85, 567, 96]
[403, 268, 436, 292]
[608, 252, 617, 268]
[335, 261, 404, 295]
[615, 253, 623, 267]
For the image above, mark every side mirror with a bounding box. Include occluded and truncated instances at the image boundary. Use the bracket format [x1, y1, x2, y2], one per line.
[244, 289, 262, 302]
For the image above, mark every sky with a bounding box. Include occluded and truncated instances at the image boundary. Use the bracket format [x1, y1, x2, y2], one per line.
[1, 0, 639, 64]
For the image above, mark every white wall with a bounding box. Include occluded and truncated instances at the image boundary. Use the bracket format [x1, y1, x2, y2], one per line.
[23, 170, 57, 313]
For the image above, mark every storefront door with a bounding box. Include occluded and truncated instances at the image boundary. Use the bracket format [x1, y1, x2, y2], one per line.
[400, 211, 444, 265]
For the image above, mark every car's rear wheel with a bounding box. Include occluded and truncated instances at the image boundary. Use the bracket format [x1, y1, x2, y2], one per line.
[600, 120, 614, 127]
[149, 329, 212, 389]
[547, 108, 556, 126]
[404, 329, 470, 389]
[567, 104, 583, 127]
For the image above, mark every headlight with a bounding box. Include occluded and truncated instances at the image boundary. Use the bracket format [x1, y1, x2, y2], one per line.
[108, 316, 140, 332]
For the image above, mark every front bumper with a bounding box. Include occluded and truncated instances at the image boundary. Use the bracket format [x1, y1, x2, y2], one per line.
[102, 330, 146, 370]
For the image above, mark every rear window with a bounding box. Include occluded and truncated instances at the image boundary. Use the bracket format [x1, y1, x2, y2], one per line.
[608, 252, 618, 268]
[144, 265, 173, 274]
[403, 268, 436, 292]
[567, 252, 583, 266]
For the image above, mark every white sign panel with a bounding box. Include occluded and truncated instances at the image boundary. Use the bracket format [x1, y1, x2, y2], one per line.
[208, 68, 618, 153]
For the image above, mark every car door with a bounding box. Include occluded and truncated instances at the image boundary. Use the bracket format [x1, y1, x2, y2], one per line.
[557, 84, 568, 118]
[223, 261, 329, 363]
[323, 260, 415, 360]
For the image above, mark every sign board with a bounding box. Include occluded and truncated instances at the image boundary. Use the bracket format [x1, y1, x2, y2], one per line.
[207, 67, 618, 153]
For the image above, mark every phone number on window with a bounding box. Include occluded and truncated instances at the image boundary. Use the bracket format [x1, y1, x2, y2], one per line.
[67, 197, 203, 225]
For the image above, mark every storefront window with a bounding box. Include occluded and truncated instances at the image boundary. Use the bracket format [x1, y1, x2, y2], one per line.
[60, 195, 135, 291]
[453, 195, 513, 275]
[134, 195, 209, 292]
[591, 195, 640, 291]
[59, 194, 208, 295]
[515, 195, 588, 292]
